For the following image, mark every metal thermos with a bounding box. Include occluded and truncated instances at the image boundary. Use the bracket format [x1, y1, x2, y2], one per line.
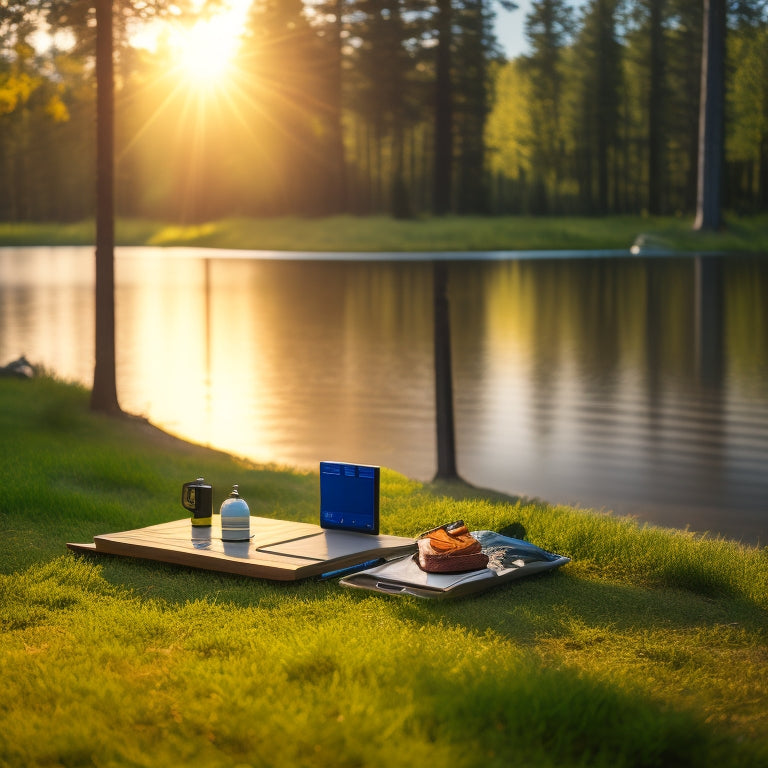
[220, 485, 251, 541]
[182, 477, 213, 527]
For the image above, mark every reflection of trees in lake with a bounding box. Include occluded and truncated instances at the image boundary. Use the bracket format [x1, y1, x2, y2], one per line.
[4, 249, 768, 539]
[724, 259, 768, 396]
[694, 256, 724, 389]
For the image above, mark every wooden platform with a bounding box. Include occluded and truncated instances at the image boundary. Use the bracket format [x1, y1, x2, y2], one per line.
[67, 517, 416, 581]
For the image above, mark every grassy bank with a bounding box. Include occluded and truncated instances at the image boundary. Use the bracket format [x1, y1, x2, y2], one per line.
[1, 213, 768, 253]
[1, 377, 767, 768]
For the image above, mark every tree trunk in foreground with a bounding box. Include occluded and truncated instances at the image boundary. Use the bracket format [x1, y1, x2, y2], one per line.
[693, 0, 725, 231]
[91, 0, 121, 414]
[433, 261, 458, 480]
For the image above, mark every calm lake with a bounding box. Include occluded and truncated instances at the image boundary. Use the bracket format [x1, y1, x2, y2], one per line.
[2, 246, 767, 544]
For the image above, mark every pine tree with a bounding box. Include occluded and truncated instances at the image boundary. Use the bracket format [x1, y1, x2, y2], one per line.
[523, 0, 573, 212]
[572, 0, 623, 213]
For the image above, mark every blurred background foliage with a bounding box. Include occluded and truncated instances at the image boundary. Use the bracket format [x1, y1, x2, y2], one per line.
[1, 0, 767, 224]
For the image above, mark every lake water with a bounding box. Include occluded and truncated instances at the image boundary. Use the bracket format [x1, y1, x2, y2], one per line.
[2, 245, 767, 544]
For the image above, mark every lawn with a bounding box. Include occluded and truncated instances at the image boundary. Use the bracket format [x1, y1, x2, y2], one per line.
[1, 213, 767, 253]
[1, 377, 767, 767]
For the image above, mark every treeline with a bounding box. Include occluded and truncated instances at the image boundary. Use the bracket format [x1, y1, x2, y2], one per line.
[1, 0, 767, 222]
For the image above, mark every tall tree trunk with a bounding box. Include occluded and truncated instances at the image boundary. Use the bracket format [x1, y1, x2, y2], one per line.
[91, 0, 121, 414]
[433, 261, 458, 480]
[433, 0, 453, 215]
[693, 0, 726, 231]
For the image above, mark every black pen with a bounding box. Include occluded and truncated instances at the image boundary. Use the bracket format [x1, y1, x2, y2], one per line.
[319, 558, 385, 580]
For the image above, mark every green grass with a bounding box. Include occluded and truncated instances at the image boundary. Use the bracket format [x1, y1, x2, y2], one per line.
[1, 213, 767, 252]
[1, 377, 767, 767]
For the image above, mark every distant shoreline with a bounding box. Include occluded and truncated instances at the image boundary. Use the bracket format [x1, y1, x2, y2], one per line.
[1, 214, 767, 254]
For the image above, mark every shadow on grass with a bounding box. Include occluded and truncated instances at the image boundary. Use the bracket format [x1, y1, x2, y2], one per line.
[385, 567, 767, 639]
[75, 541, 766, 643]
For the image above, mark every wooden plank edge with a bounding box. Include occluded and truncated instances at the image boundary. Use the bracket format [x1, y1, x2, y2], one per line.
[67, 542, 99, 554]
[67, 540, 306, 581]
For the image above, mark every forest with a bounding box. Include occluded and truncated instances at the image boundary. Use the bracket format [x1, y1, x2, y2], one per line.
[1, 0, 767, 223]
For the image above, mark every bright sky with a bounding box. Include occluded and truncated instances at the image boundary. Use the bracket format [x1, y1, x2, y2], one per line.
[154, 0, 532, 68]
[31, 0, 531, 69]
[495, 0, 530, 60]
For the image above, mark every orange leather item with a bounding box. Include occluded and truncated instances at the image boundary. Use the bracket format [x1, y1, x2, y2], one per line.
[417, 522, 489, 573]
[426, 524, 476, 552]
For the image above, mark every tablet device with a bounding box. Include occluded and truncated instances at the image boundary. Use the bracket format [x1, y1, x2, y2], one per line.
[320, 461, 380, 535]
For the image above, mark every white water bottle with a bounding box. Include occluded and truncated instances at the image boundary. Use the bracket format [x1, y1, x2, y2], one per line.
[220, 485, 250, 541]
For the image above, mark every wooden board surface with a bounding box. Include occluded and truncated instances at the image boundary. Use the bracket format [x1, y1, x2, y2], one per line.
[67, 517, 416, 581]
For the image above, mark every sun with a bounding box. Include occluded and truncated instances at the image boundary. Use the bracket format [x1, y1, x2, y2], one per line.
[128, 0, 251, 91]
[169, 14, 242, 86]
